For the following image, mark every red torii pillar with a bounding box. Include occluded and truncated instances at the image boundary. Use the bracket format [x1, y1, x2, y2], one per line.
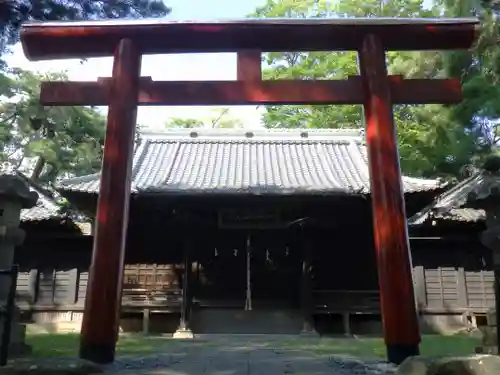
[20, 18, 478, 364]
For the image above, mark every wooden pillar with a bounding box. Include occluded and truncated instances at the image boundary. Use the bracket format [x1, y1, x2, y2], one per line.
[175, 239, 193, 336]
[245, 235, 252, 311]
[358, 34, 420, 364]
[300, 237, 315, 334]
[79, 39, 141, 364]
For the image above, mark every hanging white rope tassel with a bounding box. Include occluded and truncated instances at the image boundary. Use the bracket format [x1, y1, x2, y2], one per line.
[245, 235, 252, 311]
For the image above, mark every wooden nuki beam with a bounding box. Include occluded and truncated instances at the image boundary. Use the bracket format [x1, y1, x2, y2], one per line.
[40, 76, 462, 106]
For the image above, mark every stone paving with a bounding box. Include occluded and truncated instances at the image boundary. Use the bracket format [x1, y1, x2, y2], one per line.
[104, 335, 397, 375]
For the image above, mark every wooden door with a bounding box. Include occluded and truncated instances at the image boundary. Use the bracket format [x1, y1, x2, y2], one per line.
[250, 231, 301, 309]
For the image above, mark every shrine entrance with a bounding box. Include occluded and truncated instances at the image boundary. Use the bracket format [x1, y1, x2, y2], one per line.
[249, 232, 301, 310]
[196, 232, 247, 307]
[20, 17, 478, 364]
[191, 230, 304, 334]
[195, 230, 301, 310]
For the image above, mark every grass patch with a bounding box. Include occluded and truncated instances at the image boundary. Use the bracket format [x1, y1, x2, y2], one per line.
[26, 333, 175, 358]
[25, 332, 482, 359]
[272, 334, 482, 358]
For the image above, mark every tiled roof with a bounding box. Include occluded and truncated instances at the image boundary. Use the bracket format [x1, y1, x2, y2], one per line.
[20, 198, 64, 222]
[56, 129, 444, 196]
[408, 173, 485, 225]
[17, 174, 66, 222]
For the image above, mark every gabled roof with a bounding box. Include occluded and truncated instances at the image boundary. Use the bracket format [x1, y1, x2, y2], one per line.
[56, 129, 444, 196]
[15, 173, 66, 223]
[408, 173, 486, 225]
[21, 193, 65, 222]
[16, 173, 88, 226]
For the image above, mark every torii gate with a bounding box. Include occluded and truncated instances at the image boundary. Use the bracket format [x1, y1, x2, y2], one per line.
[20, 18, 478, 365]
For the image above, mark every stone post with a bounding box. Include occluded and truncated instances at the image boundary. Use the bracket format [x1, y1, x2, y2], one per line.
[0, 172, 38, 356]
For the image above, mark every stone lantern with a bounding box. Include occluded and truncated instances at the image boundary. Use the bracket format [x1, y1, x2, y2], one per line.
[0, 172, 38, 355]
[464, 156, 500, 355]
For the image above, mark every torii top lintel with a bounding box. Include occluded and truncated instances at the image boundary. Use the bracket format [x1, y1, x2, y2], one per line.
[20, 17, 479, 61]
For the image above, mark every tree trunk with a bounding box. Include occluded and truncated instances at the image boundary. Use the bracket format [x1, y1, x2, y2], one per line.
[44, 165, 59, 183]
[30, 156, 45, 181]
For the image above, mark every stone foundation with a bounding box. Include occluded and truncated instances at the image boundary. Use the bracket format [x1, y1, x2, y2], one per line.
[476, 309, 498, 355]
[420, 313, 476, 335]
[25, 311, 84, 334]
[25, 311, 180, 335]
[23, 309, 481, 336]
[173, 328, 194, 339]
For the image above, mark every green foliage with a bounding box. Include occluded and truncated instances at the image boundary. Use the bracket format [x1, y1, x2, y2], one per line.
[165, 109, 244, 129]
[0, 69, 106, 182]
[437, 0, 500, 164]
[0, 0, 170, 182]
[166, 118, 205, 129]
[250, 0, 497, 178]
[0, 1, 170, 55]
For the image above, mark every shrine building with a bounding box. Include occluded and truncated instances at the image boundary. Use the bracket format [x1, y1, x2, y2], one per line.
[12, 128, 493, 335]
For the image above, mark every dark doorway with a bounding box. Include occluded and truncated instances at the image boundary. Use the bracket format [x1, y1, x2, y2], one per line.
[195, 230, 247, 307]
[250, 231, 302, 309]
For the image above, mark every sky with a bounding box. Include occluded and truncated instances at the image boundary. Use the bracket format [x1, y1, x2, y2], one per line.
[4, 0, 438, 131]
[4, 0, 268, 131]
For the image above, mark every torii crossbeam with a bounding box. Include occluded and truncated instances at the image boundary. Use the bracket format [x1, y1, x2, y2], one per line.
[20, 17, 478, 365]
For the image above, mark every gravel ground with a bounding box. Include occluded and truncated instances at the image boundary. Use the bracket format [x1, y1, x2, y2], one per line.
[100, 336, 398, 375]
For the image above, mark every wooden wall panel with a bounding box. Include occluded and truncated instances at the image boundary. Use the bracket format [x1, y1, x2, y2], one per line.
[37, 269, 55, 304]
[11, 239, 497, 316]
[123, 264, 181, 291]
[77, 272, 88, 305]
[53, 270, 71, 304]
[465, 270, 495, 310]
[16, 271, 34, 305]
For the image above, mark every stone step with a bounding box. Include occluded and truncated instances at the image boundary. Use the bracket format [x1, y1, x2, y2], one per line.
[191, 309, 304, 334]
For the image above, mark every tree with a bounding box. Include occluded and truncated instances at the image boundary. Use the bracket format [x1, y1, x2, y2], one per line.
[0, 1, 170, 58]
[251, 0, 484, 178]
[0, 0, 171, 182]
[436, 0, 500, 164]
[165, 108, 244, 129]
[166, 118, 205, 129]
[0, 69, 106, 183]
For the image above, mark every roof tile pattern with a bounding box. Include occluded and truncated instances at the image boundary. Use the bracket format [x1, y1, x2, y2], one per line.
[408, 173, 486, 225]
[21, 202, 63, 222]
[57, 129, 442, 195]
[20, 186, 64, 222]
